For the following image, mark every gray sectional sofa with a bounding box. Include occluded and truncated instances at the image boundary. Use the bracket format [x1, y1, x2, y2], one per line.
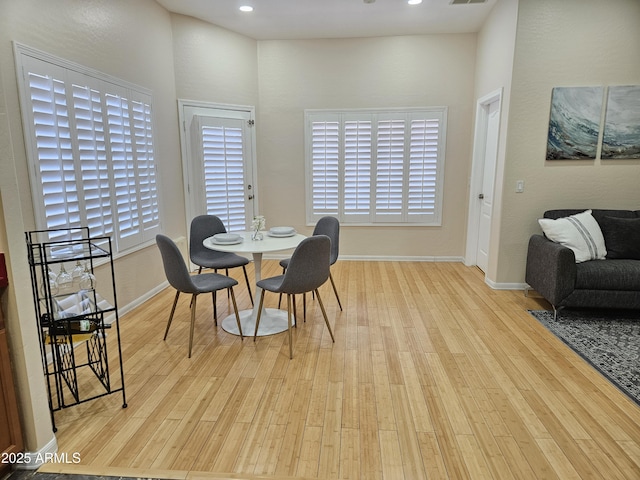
[525, 209, 640, 316]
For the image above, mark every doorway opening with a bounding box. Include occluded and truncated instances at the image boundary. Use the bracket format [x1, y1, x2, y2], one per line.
[465, 89, 503, 275]
[178, 100, 258, 232]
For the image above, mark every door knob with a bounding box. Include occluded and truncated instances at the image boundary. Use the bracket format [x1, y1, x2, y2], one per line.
[478, 193, 484, 199]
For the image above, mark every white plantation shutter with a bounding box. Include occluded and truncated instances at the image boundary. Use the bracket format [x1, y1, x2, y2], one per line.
[71, 75, 113, 239]
[375, 117, 406, 221]
[106, 92, 140, 248]
[27, 67, 80, 243]
[343, 119, 372, 221]
[408, 117, 441, 220]
[131, 99, 159, 235]
[199, 118, 247, 232]
[310, 119, 340, 215]
[17, 45, 161, 252]
[306, 108, 446, 225]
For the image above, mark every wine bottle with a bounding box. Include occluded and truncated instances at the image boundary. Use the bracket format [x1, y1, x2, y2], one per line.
[49, 318, 111, 335]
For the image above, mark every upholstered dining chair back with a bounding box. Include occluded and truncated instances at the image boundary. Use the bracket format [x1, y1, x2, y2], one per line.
[189, 214, 253, 306]
[313, 216, 340, 266]
[157, 234, 198, 293]
[279, 235, 331, 295]
[190, 214, 228, 264]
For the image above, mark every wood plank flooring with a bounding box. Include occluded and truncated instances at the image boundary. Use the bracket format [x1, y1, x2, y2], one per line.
[41, 260, 640, 479]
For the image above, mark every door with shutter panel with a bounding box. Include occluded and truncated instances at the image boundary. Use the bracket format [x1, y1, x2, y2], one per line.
[179, 103, 256, 232]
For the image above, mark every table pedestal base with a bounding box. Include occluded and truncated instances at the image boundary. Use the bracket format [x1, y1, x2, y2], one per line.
[221, 308, 296, 337]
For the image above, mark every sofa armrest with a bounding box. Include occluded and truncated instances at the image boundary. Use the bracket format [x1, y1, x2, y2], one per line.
[525, 234, 576, 306]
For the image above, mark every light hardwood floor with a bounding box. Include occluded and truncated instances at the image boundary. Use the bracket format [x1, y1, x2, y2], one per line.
[41, 260, 640, 479]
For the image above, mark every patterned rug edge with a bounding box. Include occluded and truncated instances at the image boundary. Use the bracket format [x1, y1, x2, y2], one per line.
[528, 309, 640, 408]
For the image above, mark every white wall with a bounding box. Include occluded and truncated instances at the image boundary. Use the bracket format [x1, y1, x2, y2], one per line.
[171, 13, 259, 105]
[256, 35, 477, 258]
[469, 0, 518, 283]
[169, 28, 479, 259]
[496, 0, 640, 283]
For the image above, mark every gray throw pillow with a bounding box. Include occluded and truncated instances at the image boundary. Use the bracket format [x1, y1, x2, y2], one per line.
[600, 216, 640, 260]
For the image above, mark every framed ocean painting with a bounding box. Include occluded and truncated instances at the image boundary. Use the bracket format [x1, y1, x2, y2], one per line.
[601, 85, 640, 159]
[546, 86, 604, 160]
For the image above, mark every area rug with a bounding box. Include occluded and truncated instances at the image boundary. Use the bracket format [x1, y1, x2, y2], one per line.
[529, 309, 640, 406]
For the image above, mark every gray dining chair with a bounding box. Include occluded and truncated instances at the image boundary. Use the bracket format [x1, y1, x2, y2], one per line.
[156, 234, 243, 358]
[190, 215, 254, 312]
[278, 216, 342, 318]
[255, 235, 335, 359]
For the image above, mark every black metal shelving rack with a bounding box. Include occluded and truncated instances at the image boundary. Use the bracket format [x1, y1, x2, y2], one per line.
[26, 227, 126, 432]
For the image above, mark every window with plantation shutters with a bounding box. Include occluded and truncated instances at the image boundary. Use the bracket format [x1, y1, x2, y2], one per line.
[16, 44, 161, 252]
[305, 108, 447, 225]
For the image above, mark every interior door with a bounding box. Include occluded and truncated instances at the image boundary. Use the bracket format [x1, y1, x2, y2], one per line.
[180, 102, 256, 232]
[476, 99, 500, 273]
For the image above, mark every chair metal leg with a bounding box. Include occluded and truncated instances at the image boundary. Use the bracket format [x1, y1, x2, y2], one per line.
[254, 290, 266, 340]
[292, 294, 297, 327]
[303, 293, 306, 321]
[189, 294, 198, 358]
[213, 291, 217, 324]
[229, 287, 243, 339]
[242, 265, 254, 305]
[164, 290, 180, 340]
[278, 266, 286, 308]
[212, 291, 217, 325]
[287, 294, 293, 359]
[329, 272, 342, 311]
[315, 289, 335, 343]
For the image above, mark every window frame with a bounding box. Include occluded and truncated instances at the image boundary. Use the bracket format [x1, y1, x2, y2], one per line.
[14, 42, 162, 255]
[304, 107, 447, 226]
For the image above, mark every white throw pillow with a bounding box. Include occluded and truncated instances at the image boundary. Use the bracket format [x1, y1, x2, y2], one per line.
[538, 209, 607, 263]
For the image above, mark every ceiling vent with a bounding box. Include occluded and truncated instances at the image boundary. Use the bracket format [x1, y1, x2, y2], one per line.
[450, 0, 486, 4]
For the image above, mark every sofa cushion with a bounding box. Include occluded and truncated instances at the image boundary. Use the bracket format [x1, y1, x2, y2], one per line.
[575, 259, 640, 290]
[600, 216, 640, 260]
[538, 209, 607, 263]
[544, 209, 639, 221]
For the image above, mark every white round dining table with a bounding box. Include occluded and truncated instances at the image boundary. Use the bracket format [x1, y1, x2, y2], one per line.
[202, 231, 306, 337]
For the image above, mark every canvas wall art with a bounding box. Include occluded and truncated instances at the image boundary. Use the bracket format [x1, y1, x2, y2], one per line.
[546, 86, 604, 160]
[601, 85, 640, 159]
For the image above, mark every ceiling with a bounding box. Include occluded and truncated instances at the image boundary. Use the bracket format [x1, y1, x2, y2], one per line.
[155, 0, 498, 40]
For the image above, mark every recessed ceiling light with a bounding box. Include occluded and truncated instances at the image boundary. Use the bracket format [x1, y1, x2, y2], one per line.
[239, 5, 254, 12]
[408, 0, 423, 4]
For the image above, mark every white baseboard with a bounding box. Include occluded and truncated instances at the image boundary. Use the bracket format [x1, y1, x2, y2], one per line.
[14, 435, 58, 470]
[263, 254, 465, 262]
[485, 278, 528, 290]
